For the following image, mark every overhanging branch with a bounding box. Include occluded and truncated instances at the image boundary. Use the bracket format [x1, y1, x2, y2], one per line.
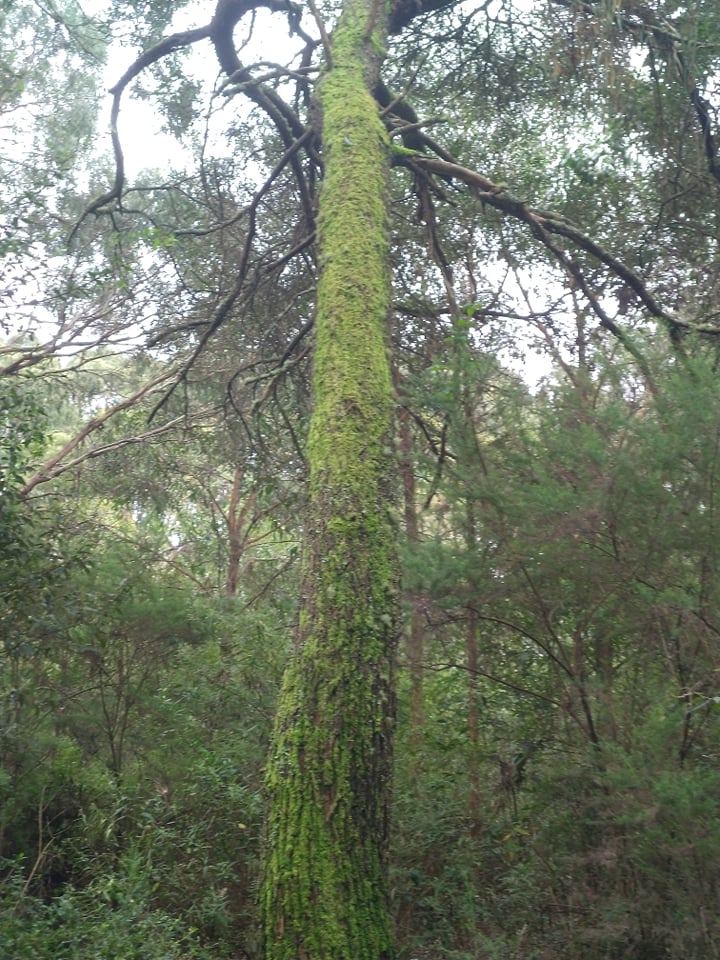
[404, 153, 715, 345]
[69, 25, 213, 238]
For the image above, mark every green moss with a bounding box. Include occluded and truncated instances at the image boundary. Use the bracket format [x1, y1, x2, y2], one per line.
[390, 143, 423, 159]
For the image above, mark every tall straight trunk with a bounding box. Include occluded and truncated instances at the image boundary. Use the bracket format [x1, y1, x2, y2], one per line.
[464, 501, 481, 833]
[466, 603, 481, 831]
[260, 1, 398, 957]
[396, 373, 424, 740]
[399, 410, 425, 736]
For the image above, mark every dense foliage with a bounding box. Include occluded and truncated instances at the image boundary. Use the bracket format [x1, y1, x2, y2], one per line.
[2, 0, 720, 957]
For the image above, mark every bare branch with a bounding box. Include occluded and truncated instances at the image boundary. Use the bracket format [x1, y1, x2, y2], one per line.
[69, 25, 213, 238]
[403, 154, 710, 346]
[20, 365, 190, 495]
[147, 128, 316, 422]
[70, 0, 318, 239]
[388, 0, 459, 34]
[0, 296, 145, 377]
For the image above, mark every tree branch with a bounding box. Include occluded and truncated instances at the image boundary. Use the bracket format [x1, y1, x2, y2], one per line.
[69, 25, 213, 239]
[388, 0, 459, 34]
[21, 365, 188, 495]
[403, 154, 714, 346]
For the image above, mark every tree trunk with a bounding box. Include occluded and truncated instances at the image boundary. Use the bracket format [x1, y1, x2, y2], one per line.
[466, 603, 481, 832]
[225, 465, 247, 598]
[463, 498, 481, 834]
[260, 0, 398, 957]
[397, 379, 425, 741]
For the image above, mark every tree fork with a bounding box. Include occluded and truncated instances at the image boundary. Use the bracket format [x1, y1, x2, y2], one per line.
[260, 0, 399, 957]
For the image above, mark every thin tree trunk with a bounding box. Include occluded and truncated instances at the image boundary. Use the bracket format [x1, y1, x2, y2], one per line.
[466, 603, 481, 831]
[464, 499, 481, 834]
[225, 465, 259, 598]
[260, 0, 398, 956]
[226, 465, 245, 597]
[397, 384, 425, 739]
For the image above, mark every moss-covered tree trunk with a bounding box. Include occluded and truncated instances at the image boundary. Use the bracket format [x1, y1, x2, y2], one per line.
[260, 0, 398, 958]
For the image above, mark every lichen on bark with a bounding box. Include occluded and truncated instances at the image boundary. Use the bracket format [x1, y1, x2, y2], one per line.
[260, 0, 399, 958]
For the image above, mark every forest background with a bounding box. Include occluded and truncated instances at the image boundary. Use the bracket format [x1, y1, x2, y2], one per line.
[2, 0, 720, 957]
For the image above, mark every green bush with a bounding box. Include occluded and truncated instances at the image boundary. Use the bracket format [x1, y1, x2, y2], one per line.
[0, 854, 215, 960]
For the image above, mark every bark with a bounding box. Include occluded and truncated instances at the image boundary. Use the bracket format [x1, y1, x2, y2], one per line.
[466, 604, 481, 832]
[464, 500, 481, 833]
[398, 396, 425, 740]
[260, 0, 398, 957]
[224, 466, 259, 598]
